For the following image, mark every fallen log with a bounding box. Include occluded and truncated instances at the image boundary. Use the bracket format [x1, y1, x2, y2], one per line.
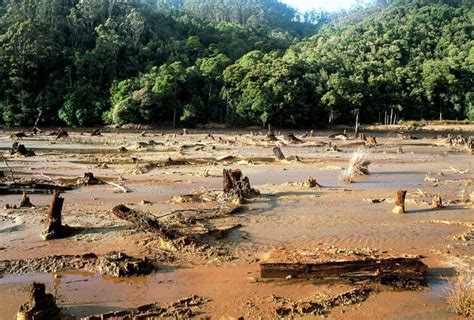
[261, 256, 427, 288]
[0, 182, 72, 195]
[112, 204, 180, 239]
[55, 129, 68, 140]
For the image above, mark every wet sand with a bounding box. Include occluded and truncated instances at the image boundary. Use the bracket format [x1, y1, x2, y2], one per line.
[0, 128, 472, 319]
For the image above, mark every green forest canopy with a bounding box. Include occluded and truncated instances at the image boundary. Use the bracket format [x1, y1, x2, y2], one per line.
[0, 0, 472, 128]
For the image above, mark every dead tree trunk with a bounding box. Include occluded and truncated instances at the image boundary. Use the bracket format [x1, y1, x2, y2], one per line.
[354, 109, 360, 138]
[16, 282, 59, 320]
[19, 191, 34, 208]
[41, 191, 65, 240]
[392, 190, 407, 214]
[273, 147, 285, 160]
[112, 205, 179, 239]
[261, 256, 427, 288]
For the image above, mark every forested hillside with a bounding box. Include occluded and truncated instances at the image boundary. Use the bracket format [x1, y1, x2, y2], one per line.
[0, 0, 472, 127]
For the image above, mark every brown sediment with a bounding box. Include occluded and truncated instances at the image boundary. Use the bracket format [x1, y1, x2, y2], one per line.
[0, 127, 472, 319]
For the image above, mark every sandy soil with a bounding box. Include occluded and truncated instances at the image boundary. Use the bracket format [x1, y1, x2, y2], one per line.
[0, 127, 472, 319]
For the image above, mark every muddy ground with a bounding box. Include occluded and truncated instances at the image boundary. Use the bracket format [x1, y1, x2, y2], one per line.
[0, 126, 472, 319]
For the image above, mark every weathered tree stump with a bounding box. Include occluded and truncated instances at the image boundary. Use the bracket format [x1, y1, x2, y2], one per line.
[90, 129, 102, 136]
[41, 191, 66, 240]
[82, 172, 102, 186]
[222, 169, 257, 200]
[306, 177, 321, 188]
[432, 194, 443, 208]
[285, 133, 303, 144]
[16, 282, 59, 320]
[358, 133, 366, 141]
[55, 129, 68, 140]
[11, 142, 35, 157]
[273, 147, 285, 160]
[19, 192, 34, 208]
[392, 190, 407, 214]
[265, 132, 279, 142]
[366, 136, 377, 146]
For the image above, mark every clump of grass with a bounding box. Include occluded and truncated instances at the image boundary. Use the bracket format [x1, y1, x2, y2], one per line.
[339, 148, 370, 183]
[445, 269, 474, 318]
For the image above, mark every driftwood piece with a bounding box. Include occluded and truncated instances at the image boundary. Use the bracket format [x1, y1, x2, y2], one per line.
[392, 190, 407, 214]
[112, 205, 180, 239]
[19, 192, 34, 208]
[261, 256, 427, 288]
[328, 133, 348, 140]
[273, 147, 285, 160]
[16, 282, 59, 320]
[41, 191, 71, 240]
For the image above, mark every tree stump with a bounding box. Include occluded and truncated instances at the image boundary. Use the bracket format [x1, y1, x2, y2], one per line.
[222, 169, 257, 200]
[432, 194, 443, 208]
[11, 142, 35, 157]
[16, 282, 59, 320]
[264, 132, 279, 142]
[285, 133, 303, 144]
[306, 177, 321, 188]
[19, 192, 34, 208]
[55, 129, 68, 140]
[82, 172, 101, 186]
[41, 191, 65, 240]
[273, 147, 285, 160]
[392, 190, 407, 214]
[366, 136, 377, 146]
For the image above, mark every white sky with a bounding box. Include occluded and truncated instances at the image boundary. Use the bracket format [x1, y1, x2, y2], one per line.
[281, 0, 359, 12]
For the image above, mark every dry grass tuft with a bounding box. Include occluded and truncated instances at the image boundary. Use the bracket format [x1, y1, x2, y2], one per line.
[339, 148, 371, 183]
[445, 269, 474, 318]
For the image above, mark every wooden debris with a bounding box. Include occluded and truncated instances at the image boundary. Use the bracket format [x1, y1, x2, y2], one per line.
[16, 282, 59, 320]
[392, 190, 407, 214]
[55, 129, 68, 140]
[285, 133, 303, 144]
[10, 131, 27, 140]
[112, 204, 180, 239]
[223, 169, 258, 200]
[90, 129, 102, 136]
[273, 147, 285, 160]
[0, 182, 72, 195]
[41, 191, 72, 240]
[306, 177, 321, 188]
[328, 133, 348, 140]
[265, 132, 279, 142]
[81, 172, 102, 186]
[164, 157, 190, 166]
[261, 256, 427, 288]
[11, 142, 35, 157]
[81, 295, 207, 320]
[19, 192, 34, 208]
[432, 194, 443, 208]
[96, 251, 155, 277]
[275, 286, 372, 317]
[366, 136, 377, 146]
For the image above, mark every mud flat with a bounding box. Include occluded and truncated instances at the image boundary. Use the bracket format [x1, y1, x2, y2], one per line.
[0, 127, 472, 319]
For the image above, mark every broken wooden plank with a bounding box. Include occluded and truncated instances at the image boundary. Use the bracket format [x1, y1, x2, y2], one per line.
[261, 256, 427, 288]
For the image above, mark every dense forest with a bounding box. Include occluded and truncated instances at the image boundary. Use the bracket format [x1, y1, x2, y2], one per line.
[0, 0, 472, 128]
